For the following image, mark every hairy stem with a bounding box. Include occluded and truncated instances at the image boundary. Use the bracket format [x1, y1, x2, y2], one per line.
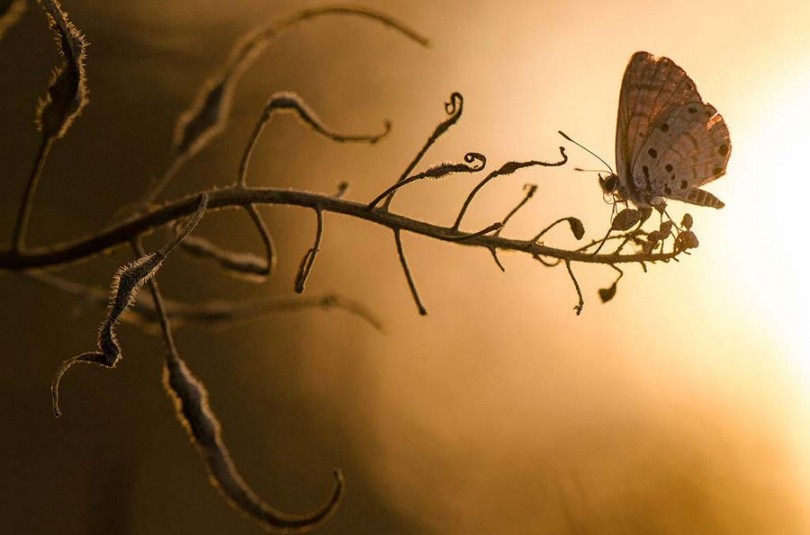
[0, 186, 682, 271]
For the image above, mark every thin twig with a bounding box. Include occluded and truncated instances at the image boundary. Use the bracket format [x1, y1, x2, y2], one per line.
[495, 184, 537, 237]
[564, 259, 584, 315]
[453, 148, 568, 230]
[393, 229, 426, 315]
[487, 247, 506, 272]
[177, 203, 276, 279]
[531, 217, 572, 243]
[367, 152, 486, 210]
[11, 137, 54, 251]
[380, 92, 464, 211]
[237, 92, 390, 188]
[245, 204, 275, 274]
[295, 208, 324, 293]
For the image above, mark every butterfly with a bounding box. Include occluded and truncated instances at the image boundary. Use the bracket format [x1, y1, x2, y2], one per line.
[600, 51, 731, 210]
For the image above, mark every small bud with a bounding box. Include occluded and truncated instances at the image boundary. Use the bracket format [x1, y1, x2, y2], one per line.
[682, 213, 694, 230]
[659, 221, 673, 235]
[567, 217, 585, 240]
[598, 282, 617, 303]
[611, 209, 642, 231]
[646, 230, 662, 244]
[675, 230, 699, 252]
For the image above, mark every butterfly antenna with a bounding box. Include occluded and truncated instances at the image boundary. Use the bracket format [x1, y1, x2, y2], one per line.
[558, 131, 614, 174]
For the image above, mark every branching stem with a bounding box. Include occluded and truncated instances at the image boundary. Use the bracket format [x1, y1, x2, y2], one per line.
[0, 185, 683, 271]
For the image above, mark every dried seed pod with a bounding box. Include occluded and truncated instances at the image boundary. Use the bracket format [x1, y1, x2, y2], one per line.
[567, 217, 585, 240]
[36, 0, 88, 140]
[598, 282, 618, 303]
[646, 230, 663, 244]
[611, 208, 642, 231]
[675, 230, 699, 252]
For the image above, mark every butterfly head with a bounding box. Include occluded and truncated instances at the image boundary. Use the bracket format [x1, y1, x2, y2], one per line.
[599, 173, 619, 196]
[599, 173, 627, 204]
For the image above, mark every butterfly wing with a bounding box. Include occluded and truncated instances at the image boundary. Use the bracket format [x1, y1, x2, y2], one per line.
[615, 52, 702, 204]
[631, 101, 731, 208]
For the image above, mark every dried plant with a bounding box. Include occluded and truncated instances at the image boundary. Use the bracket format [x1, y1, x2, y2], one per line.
[1, 2, 710, 532]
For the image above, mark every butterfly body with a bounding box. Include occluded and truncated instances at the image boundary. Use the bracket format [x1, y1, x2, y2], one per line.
[604, 52, 730, 209]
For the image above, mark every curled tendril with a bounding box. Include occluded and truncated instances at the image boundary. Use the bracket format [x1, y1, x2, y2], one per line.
[445, 91, 463, 115]
[379, 91, 466, 210]
[367, 152, 487, 210]
[453, 147, 568, 230]
[463, 151, 486, 168]
[412, 152, 486, 179]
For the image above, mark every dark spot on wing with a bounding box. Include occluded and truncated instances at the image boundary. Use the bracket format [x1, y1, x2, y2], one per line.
[713, 166, 724, 176]
[664, 185, 672, 194]
[648, 148, 658, 158]
[718, 144, 729, 156]
[680, 180, 688, 190]
[642, 165, 650, 179]
[665, 164, 673, 172]
[688, 106, 698, 114]
[660, 123, 670, 133]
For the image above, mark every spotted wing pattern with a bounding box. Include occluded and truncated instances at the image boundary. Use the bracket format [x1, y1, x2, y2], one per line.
[631, 101, 730, 208]
[614, 51, 728, 208]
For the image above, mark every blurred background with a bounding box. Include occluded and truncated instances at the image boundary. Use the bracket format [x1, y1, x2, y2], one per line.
[2, 0, 810, 533]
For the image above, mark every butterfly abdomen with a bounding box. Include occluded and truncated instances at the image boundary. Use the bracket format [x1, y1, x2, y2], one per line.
[685, 188, 725, 208]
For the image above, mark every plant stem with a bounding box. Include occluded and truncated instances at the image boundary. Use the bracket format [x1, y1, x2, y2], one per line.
[0, 185, 683, 270]
[11, 136, 53, 252]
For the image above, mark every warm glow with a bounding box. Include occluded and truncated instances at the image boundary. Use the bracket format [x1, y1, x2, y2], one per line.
[8, 1, 810, 534]
[721, 61, 810, 387]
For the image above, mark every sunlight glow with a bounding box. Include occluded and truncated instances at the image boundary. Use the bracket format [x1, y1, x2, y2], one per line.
[722, 66, 810, 386]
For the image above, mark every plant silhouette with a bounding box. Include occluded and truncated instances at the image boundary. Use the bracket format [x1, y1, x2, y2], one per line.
[0, 1, 712, 532]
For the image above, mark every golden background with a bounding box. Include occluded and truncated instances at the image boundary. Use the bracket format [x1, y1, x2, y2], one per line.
[1, 0, 809, 533]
